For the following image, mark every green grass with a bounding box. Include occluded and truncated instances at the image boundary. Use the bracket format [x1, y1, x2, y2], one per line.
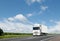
[0, 35, 32, 39]
[0, 33, 32, 39]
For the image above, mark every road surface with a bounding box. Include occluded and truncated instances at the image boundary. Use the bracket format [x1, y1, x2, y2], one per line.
[48, 35, 60, 41]
[0, 35, 57, 41]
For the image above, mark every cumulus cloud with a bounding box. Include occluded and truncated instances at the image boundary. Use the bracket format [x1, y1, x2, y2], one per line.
[0, 14, 33, 33]
[8, 14, 28, 22]
[0, 14, 48, 33]
[14, 14, 28, 22]
[0, 21, 33, 33]
[2, 14, 60, 33]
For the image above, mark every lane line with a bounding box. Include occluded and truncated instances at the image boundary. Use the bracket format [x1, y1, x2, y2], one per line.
[22, 35, 54, 41]
[40, 36, 55, 41]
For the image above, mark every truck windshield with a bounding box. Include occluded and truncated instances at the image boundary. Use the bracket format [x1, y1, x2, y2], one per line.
[33, 27, 40, 30]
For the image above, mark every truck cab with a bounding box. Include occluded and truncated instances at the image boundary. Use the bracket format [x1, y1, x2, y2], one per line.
[33, 24, 41, 36]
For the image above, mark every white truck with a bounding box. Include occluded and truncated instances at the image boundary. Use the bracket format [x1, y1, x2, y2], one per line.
[33, 24, 47, 36]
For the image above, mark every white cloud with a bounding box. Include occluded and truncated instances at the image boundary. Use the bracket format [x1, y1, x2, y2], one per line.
[37, 0, 43, 3]
[32, 0, 36, 3]
[7, 14, 28, 23]
[26, 0, 35, 5]
[26, 0, 44, 5]
[39, 5, 48, 14]
[14, 14, 28, 22]
[8, 17, 14, 21]
[26, 0, 48, 15]
[0, 14, 33, 33]
[27, 13, 33, 17]
[2, 14, 60, 33]
[0, 19, 33, 33]
[41, 5, 48, 11]
[48, 21, 60, 33]
[50, 20, 54, 22]
[0, 14, 48, 33]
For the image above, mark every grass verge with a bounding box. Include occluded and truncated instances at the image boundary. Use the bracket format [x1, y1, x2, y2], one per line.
[0, 35, 32, 39]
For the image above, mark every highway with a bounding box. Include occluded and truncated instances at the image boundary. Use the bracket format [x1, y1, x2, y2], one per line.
[0, 35, 55, 41]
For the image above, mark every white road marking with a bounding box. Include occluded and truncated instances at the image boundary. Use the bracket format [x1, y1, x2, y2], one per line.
[21, 37, 37, 40]
[40, 37, 55, 41]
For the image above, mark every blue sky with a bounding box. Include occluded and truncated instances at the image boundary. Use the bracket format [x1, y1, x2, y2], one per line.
[0, 0, 60, 33]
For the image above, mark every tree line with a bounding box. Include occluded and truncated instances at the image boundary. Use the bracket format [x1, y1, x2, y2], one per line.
[0, 28, 4, 36]
[0, 28, 32, 36]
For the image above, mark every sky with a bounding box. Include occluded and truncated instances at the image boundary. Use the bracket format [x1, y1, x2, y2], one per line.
[0, 0, 60, 33]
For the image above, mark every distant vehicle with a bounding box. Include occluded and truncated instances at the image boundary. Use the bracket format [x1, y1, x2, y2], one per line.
[33, 24, 47, 36]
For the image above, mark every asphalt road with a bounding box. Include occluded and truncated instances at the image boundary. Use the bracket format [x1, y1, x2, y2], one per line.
[0, 35, 55, 41]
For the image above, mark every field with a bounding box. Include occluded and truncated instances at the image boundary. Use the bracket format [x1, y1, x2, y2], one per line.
[0, 33, 32, 39]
